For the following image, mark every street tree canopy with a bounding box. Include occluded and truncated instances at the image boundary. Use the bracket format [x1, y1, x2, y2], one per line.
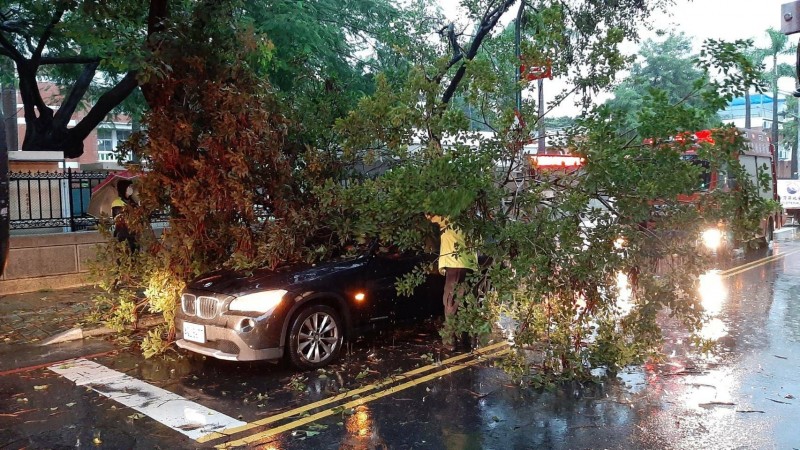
[0, 0, 169, 157]
[604, 32, 724, 136]
[91, 0, 772, 382]
[0, 0, 413, 158]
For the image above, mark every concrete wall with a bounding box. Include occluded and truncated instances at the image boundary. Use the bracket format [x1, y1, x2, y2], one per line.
[1, 232, 104, 295]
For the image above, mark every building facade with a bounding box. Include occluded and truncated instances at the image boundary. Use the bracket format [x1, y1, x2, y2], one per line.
[717, 94, 789, 161]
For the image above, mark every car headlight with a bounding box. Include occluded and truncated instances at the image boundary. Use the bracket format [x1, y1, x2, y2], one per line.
[701, 228, 723, 250]
[228, 290, 287, 313]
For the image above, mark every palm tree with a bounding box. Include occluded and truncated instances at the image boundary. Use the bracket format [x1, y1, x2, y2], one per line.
[763, 29, 794, 148]
[742, 48, 768, 130]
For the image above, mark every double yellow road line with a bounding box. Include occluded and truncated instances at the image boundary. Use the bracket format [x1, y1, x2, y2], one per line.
[200, 341, 511, 448]
[718, 248, 800, 278]
[200, 247, 799, 448]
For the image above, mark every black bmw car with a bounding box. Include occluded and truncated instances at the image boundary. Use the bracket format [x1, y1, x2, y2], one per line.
[175, 244, 444, 369]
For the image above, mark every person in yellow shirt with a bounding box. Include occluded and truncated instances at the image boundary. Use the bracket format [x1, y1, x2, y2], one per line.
[427, 215, 478, 348]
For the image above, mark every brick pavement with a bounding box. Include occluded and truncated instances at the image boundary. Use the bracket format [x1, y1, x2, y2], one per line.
[0, 286, 103, 346]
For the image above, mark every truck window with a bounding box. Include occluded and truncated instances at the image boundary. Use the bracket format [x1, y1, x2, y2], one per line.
[681, 154, 711, 191]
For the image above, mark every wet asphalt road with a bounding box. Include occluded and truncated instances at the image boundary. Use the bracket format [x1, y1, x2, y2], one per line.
[1, 230, 799, 449]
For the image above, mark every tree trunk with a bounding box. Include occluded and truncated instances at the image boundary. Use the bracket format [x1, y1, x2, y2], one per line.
[20, 117, 86, 158]
[1, 88, 16, 151]
[744, 90, 751, 129]
[0, 83, 8, 276]
[772, 56, 779, 147]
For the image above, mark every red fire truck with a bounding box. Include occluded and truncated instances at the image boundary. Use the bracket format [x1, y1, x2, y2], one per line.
[671, 128, 782, 250]
[528, 128, 783, 252]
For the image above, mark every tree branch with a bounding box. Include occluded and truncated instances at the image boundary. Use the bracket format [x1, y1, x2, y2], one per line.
[441, 0, 515, 104]
[68, 71, 139, 150]
[33, 4, 67, 62]
[0, 20, 24, 33]
[40, 55, 101, 65]
[0, 31, 23, 62]
[54, 61, 100, 129]
[16, 63, 50, 123]
[25, 35, 34, 55]
[440, 23, 461, 62]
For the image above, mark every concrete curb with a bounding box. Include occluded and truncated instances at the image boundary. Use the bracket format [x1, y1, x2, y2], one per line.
[39, 315, 166, 346]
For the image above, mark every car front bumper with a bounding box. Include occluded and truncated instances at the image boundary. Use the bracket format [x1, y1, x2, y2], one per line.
[175, 320, 283, 361]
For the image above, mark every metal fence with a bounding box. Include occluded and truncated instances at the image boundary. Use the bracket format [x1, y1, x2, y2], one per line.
[9, 169, 108, 231]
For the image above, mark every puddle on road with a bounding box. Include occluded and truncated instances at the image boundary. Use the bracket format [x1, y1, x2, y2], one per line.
[617, 366, 647, 394]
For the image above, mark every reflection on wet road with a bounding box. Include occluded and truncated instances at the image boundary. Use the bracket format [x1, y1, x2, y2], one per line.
[266, 231, 800, 449]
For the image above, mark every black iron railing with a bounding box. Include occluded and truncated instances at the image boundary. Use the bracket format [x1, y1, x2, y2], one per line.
[9, 169, 108, 231]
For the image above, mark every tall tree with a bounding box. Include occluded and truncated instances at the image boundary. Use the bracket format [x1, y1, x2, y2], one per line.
[605, 32, 719, 135]
[763, 28, 793, 149]
[741, 47, 769, 130]
[94, 1, 324, 355]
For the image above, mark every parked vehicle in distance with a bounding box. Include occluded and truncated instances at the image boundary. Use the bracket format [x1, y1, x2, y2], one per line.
[175, 242, 444, 369]
[654, 128, 783, 252]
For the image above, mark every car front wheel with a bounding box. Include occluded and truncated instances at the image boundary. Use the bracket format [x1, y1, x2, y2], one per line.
[287, 304, 343, 370]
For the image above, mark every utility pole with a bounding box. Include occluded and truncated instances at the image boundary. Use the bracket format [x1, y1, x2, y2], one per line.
[515, 2, 547, 153]
[514, 2, 523, 112]
[537, 78, 545, 153]
[781, 0, 800, 178]
[789, 100, 800, 180]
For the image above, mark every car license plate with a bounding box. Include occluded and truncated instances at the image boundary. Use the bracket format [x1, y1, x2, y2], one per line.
[183, 321, 205, 343]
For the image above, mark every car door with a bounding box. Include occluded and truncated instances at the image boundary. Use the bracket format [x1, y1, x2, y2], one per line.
[405, 252, 445, 319]
[368, 250, 446, 322]
[361, 250, 429, 323]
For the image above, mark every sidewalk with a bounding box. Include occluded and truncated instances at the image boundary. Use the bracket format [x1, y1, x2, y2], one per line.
[0, 286, 117, 373]
[0, 285, 103, 346]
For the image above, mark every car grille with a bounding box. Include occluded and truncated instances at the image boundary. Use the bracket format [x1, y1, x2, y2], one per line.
[197, 296, 219, 319]
[181, 294, 220, 319]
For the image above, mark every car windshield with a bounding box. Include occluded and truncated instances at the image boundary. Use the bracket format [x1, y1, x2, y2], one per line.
[332, 239, 373, 260]
[327, 238, 419, 261]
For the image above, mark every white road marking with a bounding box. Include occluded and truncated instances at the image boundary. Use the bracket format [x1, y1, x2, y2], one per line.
[49, 358, 245, 440]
